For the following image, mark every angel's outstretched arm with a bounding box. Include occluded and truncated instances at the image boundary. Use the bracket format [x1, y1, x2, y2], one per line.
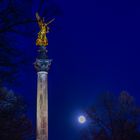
[45, 18, 55, 26]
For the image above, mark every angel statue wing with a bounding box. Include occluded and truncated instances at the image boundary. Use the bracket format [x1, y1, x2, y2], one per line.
[36, 12, 43, 28]
[36, 12, 40, 21]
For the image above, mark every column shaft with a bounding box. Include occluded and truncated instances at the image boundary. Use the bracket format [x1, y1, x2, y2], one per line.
[37, 71, 48, 140]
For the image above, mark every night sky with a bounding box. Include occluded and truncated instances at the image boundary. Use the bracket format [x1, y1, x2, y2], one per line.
[2, 0, 140, 140]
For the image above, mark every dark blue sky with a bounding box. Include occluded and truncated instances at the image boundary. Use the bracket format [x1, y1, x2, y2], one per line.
[3, 0, 140, 140]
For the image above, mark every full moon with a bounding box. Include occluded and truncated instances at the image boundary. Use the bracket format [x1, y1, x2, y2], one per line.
[78, 115, 86, 124]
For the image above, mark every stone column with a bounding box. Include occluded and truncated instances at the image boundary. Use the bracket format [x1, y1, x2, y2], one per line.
[34, 46, 52, 140]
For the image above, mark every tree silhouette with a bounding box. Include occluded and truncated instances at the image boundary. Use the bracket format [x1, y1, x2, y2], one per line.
[0, 0, 33, 85]
[82, 92, 140, 140]
[0, 87, 33, 140]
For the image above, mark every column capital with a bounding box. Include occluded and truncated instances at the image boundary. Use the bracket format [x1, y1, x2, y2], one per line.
[34, 58, 52, 72]
[34, 46, 52, 72]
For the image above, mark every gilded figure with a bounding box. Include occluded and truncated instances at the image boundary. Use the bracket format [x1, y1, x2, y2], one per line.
[36, 13, 55, 47]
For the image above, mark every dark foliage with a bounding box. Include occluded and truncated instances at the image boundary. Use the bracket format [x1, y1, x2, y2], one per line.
[0, 87, 33, 140]
[0, 33, 25, 86]
[0, 0, 32, 85]
[82, 92, 140, 140]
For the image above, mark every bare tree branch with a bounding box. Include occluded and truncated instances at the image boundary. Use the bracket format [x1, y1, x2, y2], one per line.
[0, 19, 37, 33]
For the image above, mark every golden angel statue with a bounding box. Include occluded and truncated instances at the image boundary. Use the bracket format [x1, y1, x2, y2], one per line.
[36, 12, 55, 47]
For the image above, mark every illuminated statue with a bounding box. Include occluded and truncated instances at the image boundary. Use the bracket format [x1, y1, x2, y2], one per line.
[36, 13, 55, 47]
